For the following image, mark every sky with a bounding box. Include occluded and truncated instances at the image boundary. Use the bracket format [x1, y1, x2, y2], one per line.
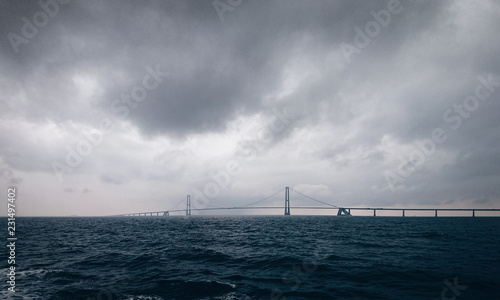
[1, 0, 500, 216]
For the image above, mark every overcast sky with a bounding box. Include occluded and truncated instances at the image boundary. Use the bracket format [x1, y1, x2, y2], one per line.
[1, 0, 500, 216]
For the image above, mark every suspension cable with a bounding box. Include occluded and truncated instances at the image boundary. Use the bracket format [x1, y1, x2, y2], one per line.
[237, 188, 285, 207]
[289, 188, 338, 208]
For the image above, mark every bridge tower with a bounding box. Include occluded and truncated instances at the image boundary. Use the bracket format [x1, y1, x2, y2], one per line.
[284, 186, 290, 215]
[186, 195, 191, 216]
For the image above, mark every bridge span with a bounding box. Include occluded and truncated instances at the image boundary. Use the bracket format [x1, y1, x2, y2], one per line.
[120, 187, 500, 217]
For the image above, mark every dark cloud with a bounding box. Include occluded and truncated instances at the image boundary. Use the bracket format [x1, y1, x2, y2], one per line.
[1, 0, 499, 215]
[1, 0, 452, 137]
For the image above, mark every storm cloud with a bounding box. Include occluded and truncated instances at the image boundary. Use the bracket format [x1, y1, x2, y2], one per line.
[1, 0, 499, 216]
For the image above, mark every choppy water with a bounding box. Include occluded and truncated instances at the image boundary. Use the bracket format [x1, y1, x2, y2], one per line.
[2, 216, 500, 299]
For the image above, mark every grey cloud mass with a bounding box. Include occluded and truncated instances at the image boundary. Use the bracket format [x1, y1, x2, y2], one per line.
[1, 0, 499, 216]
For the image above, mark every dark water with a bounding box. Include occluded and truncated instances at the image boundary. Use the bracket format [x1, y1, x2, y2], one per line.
[3, 216, 500, 299]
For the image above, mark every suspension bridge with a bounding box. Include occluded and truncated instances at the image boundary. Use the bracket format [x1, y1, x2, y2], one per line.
[120, 187, 500, 217]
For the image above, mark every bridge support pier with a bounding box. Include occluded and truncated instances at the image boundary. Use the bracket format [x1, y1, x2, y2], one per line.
[284, 187, 290, 215]
[337, 208, 351, 216]
[435, 210, 438, 217]
[373, 209, 376, 217]
[402, 210, 405, 217]
[472, 210, 475, 217]
[186, 195, 191, 216]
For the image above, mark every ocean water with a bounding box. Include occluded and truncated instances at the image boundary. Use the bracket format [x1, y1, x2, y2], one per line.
[3, 216, 500, 300]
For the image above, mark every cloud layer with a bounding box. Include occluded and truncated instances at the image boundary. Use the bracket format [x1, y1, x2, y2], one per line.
[1, 0, 500, 216]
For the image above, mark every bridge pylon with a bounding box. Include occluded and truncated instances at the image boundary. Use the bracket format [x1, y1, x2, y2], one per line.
[284, 186, 290, 215]
[186, 195, 191, 216]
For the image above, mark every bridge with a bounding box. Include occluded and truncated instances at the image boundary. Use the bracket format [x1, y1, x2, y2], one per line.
[120, 187, 500, 217]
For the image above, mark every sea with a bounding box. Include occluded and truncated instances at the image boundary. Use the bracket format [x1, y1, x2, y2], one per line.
[2, 216, 500, 300]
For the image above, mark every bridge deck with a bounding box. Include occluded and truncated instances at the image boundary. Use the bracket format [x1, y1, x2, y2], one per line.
[117, 187, 500, 217]
[120, 207, 500, 217]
